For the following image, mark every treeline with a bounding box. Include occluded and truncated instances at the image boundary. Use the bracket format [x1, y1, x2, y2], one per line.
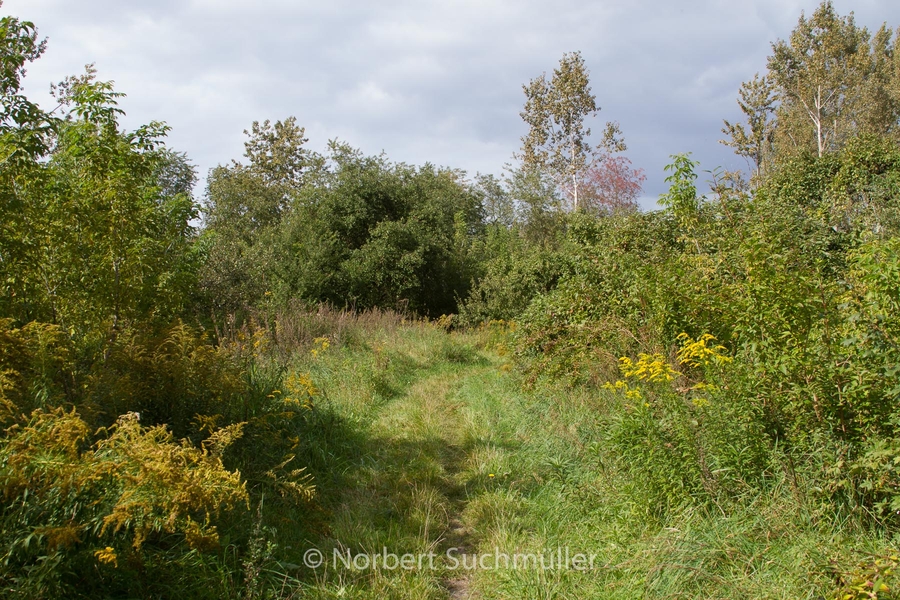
[200, 128, 482, 319]
[196, 122, 641, 324]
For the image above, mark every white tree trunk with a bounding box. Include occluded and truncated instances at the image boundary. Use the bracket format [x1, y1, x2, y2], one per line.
[815, 85, 824, 157]
[571, 143, 578, 211]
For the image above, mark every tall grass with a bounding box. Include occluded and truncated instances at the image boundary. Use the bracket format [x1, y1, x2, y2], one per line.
[271, 302, 408, 354]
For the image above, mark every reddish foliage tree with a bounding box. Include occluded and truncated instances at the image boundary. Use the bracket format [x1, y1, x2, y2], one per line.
[580, 153, 646, 214]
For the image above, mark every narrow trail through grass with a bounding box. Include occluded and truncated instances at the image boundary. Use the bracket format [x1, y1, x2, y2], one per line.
[293, 328, 519, 599]
[373, 366, 482, 599]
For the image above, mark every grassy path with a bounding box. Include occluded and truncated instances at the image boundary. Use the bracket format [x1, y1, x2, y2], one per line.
[289, 326, 606, 599]
[292, 328, 522, 599]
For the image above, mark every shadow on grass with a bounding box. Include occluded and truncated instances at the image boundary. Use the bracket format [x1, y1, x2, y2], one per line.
[276, 402, 523, 588]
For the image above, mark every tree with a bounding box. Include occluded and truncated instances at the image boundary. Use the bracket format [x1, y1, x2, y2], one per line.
[892, 31, 900, 108]
[242, 116, 316, 189]
[580, 152, 645, 214]
[199, 117, 320, 322]
[43, 69, 198, 334]
[291, 145, 482, 316]
[721, 73, 777, 178]
[0, 6, 54, 321]
[0, 62, 199, 335]
[198, 164, 281, 320]
[0, 4, 51, 162]
[518, 51, 624, 211]
[204, 116, 319, 232]
[767, 1, 898, 158]
[722, 2, 900, 173]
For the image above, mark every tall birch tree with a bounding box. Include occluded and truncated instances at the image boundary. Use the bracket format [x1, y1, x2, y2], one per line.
[519, 51, 624, 211]
[723, 2, 900, 172]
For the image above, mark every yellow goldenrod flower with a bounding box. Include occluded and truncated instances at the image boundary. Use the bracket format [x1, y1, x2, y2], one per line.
[620, 353, 679, 382]
[676, 333, 733, 368]
[95, 547, 117, 567]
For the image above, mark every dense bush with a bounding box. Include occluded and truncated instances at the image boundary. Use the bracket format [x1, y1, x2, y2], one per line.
[201, 139, 485, 322]
[512, 139, 900, 524]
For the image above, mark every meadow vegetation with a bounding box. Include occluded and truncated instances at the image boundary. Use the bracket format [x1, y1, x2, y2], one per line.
[3, 1, 900, 597]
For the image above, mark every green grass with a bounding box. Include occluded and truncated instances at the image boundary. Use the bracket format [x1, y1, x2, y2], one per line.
[247, 322, 897, 599]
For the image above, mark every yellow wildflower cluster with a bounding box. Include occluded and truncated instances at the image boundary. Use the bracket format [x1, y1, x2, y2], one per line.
[605, 334, 731, 406]
[602, 379, 643, 400]
[619, 353, 679, 382]
[676, 333, 733, 368]
[94, 546, 118, 567]
[310, 336, 330, 358]
[284, 372, 318, 408]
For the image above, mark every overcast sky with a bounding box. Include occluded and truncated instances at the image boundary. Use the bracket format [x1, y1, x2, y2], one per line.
[6, 0, 900, 209]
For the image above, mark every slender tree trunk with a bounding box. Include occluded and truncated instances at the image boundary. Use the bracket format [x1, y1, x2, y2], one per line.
[816, 85, 824, 157]
[573, 173, 578, 211]
[571, 143, 578, 211]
